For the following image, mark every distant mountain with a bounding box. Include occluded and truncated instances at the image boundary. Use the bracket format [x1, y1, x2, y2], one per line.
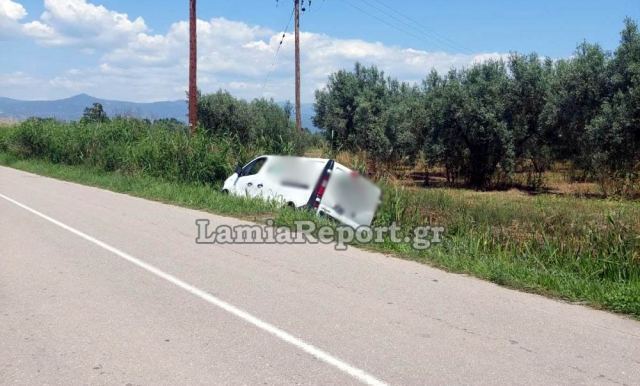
[0, 94, 320, 132]
[0, 94, 187, 122]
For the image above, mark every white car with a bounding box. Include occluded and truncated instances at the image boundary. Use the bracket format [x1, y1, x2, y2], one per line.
[222, 155, 382, 228]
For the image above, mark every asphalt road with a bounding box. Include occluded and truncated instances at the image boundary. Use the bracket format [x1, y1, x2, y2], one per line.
[1, 165, 639, 385]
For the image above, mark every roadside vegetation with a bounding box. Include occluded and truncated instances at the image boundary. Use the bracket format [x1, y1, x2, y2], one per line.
[0, 18, 638, 317]
[315, 18, 640, 195]
[1, 117, 639, 317]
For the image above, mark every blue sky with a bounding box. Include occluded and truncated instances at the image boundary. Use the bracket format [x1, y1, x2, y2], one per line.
[1, 0, 639, 102]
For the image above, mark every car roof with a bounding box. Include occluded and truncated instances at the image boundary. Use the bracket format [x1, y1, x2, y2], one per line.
[261, 155, 330, 163]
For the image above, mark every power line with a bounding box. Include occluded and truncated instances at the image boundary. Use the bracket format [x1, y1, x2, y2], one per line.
[363, 0, 471, 53]
[342, 0, 429, 45]
[261, 8, 295, 96]
[265, 1, 307, 131]
[343, 0, 471, 54]
[349, 0, 465, 53]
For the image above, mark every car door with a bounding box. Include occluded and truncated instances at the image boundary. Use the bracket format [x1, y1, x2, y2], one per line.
[318, 163, 381, 228]
[234, 157, 268, 198]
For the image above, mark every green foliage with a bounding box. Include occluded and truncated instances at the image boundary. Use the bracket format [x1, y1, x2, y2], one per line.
[2, 20, 639, 316]
[2, 95, 319, 186]
[458, 61, 511, 187]
[0, 92, 315, 186]
[2, 152, 638, 317]
[585, 18, 640, 192]
[542, 42, 610, 171]
[81, 102, 109, 124]
[153, 118, 189, 133]
[314, 19, 640, 193]
[506, 53, 554, 185]
[197, 90, 307, 155]
[372, 182, 640, 315]
[2, 117, 239, 185]
[374, 183, 640, 283]
[314, 63, 419, 163]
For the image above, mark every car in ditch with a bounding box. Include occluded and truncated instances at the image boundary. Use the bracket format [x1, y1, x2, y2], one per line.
[222, 155, 382, 228]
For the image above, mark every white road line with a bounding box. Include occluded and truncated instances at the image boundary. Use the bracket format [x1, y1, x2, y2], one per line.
[0, 192, 387, 386]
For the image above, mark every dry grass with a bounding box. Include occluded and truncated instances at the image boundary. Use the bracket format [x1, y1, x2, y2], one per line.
[0, 118, 18, 128]
[321, 152, 636, 199]
[2, 147, 639, 317]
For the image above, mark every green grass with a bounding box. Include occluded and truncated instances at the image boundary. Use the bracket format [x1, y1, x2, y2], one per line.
[0, 152, 278, 219]
[1, 152, 638, 318]
[372, 185, 640, 315]
[1, 119, 638, 318]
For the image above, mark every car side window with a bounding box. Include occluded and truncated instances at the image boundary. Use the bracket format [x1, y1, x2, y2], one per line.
[242, 158, 267, 177]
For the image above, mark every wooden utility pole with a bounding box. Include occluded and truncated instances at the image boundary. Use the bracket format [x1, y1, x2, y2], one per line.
[294, 0, 302, 132]
[188, 0, 198, 133]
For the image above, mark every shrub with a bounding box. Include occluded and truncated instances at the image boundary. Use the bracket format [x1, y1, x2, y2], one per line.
[2, 118, 246, 186]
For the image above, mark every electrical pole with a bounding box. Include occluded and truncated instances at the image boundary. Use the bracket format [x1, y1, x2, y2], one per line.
[294, 0, 302, 132]
[188, 0, 198, 134]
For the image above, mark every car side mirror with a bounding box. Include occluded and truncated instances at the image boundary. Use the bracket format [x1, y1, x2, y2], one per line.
[235, 166, 243, 176]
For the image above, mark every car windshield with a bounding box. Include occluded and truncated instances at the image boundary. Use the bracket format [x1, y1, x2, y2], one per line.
[243, 158, 266, 176]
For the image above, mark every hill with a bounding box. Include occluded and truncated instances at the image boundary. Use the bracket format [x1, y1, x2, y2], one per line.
[0, 94, 187, 122]
[0, 94, 319, 131]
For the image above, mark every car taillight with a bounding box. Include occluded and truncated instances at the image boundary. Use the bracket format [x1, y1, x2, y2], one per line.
[306, 160, 335, 210]
[313, 174, 330, 208]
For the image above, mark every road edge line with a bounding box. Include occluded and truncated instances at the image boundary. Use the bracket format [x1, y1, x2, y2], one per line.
[0, 192, 387, 386]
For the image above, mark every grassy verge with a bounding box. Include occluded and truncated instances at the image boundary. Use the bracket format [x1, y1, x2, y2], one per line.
[1, 152, 638, 318]
[0, 152, 279, 219]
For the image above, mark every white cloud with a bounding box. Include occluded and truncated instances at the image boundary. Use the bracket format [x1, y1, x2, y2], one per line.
[23, 0, 147, 47]
[95, 18, 506, 102]
[0, 71, 37, 87]
[2, 1, 510, 103]
[0, 0, 26, 20]
[0, 0, 27, 37]
[471, 52, 510, 64]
